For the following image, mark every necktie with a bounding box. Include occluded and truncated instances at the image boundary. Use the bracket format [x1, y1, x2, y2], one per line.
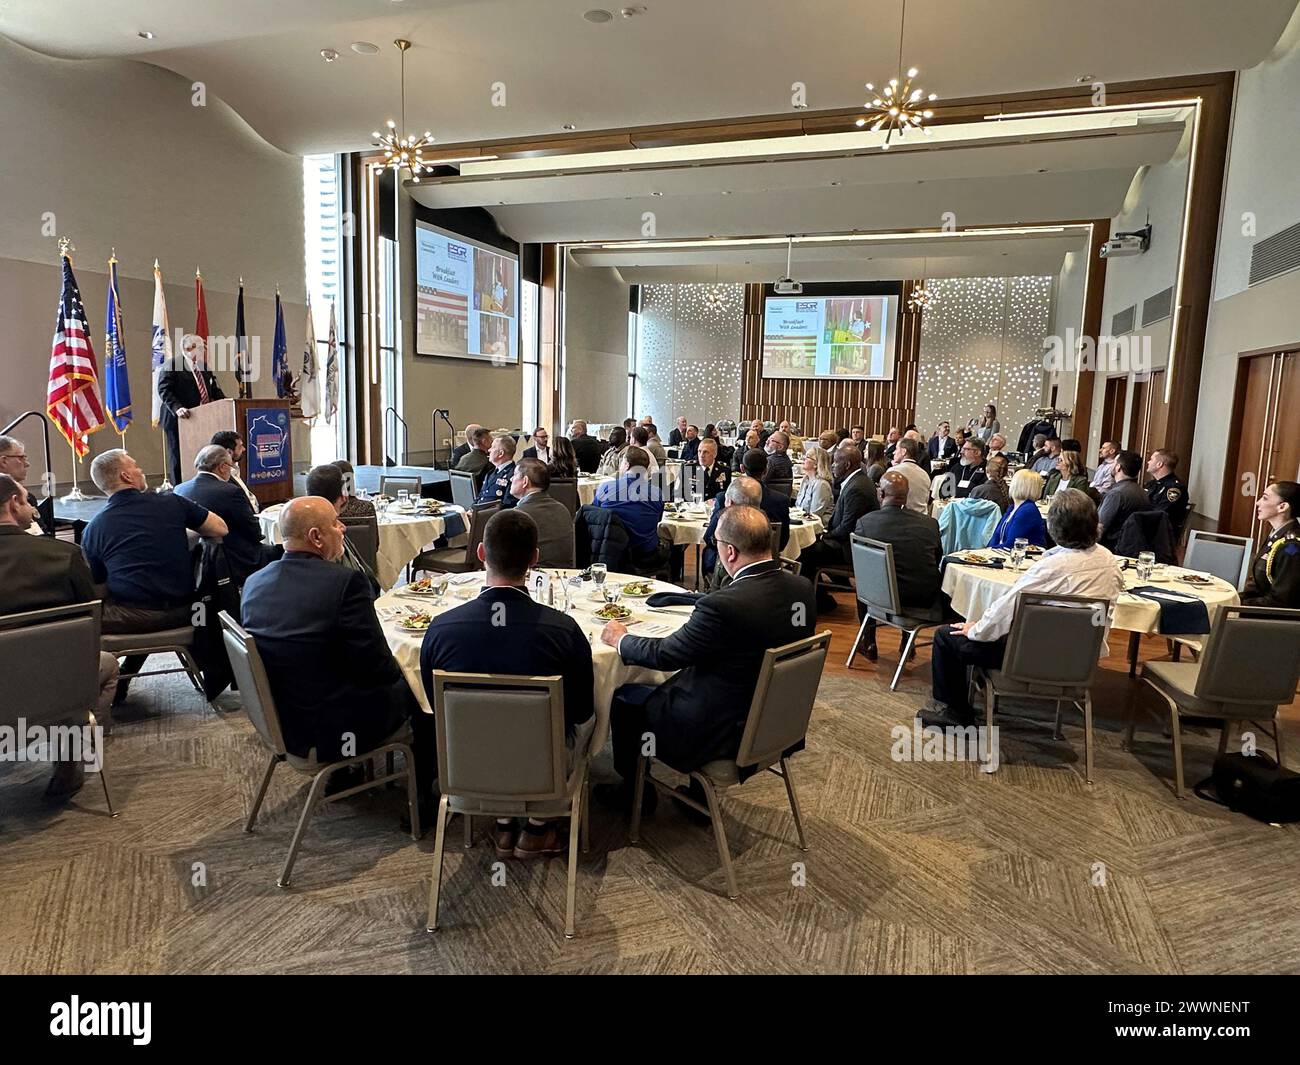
[193, 364, 209, 404]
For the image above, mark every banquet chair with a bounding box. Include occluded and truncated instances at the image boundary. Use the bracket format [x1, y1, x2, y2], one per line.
[218, 612, 421, 887]
[102, 619, 206, 700]
[936, 497, 1002, 554]
[340, 515, 379, 576]
[1169, 530, 1253, 661]
[629, 630, 831, 900]
[1114, 510, 1176, 564]
[847, 536, 945, 689]
[971, 593, 1109, 782]
[425, 671, 588, 938]
[769, 521, 782, 560]
[778, 556, 802, 577]
[379, 475, 422, 499]
[448, 470, 479, 511]
[549, 477, 579, 516]
[1132, 606, 1300, 798]
[411, 502, 498, 575]
[766, 479, 794, 499]
[0, 602, 115, 815]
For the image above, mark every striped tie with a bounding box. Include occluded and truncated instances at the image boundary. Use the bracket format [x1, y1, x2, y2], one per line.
[193, 366, 209, 404]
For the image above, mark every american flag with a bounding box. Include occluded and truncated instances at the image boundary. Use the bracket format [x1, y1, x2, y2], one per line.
[47, 251, 107, 456]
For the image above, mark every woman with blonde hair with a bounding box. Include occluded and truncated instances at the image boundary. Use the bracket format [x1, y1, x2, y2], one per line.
[989, 469, 1048, 548]
[795, 446, 834, 522]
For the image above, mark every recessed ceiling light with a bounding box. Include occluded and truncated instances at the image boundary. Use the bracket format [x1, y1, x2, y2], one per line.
[137, 30, 154, 40]
[621, 5, 647, 17]
[320, 48, 340, 62]
[720, 190, 732, 195]
[650, 191, 663, 196]
[1076, 74, 1094, 83]
[584, 8, 613, 22]
[829, 181, 841, 187]
[562, 123, 577, 131]
[351, 42, 380, 55]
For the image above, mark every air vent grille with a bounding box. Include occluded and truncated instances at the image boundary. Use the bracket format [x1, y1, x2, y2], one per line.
[1111, 305, 1136, 335]
[1142, 286, 1173, 325]
[1250, 220, 1300, 286]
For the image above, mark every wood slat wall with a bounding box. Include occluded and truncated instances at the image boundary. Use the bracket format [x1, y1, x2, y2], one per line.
[739, 281, 921, 436]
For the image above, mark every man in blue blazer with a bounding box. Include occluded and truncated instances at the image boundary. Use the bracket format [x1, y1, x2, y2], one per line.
[176, 444, 281, 586]
[241, 497, 435, 805]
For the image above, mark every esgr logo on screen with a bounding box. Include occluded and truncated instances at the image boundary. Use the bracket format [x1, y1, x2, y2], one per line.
[447, 242, 469, 262]
[795, 301, 818, 312]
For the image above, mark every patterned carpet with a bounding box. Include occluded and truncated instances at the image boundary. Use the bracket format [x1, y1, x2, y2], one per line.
[3, 660, 1299, 975]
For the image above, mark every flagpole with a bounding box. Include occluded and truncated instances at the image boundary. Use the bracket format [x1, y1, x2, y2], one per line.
[55, 237, 91, 501]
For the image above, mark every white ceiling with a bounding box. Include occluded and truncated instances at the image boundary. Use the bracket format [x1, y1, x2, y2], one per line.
[1, 0, 1295, 155]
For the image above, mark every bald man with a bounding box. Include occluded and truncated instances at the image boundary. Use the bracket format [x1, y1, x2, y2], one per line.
[450, 423, 482, 468]
[241, 497, 436, 812]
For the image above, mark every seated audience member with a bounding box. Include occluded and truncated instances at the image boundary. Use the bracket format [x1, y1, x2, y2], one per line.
[905, 429, 932, 473]
[176, 444, 281, 586]
[849, 426, 866, 448]
[511, 458, 575, 567]
[421, 508, 594, 857]
[892, 437, 933, 514]
[952, 438, 988, 498]
[989, 470, 1047, 548]
[0, 433, 51, 533]
[779, 420, 804, 453]
[0, 475, 118, 802]
[986, 432, 1008, 459]
[700, 477, 763, 590]
[329, 459, 376, 518]
[797, 445, 879, 611]
[692, 438, 730, 501]
[242, 497, 435, 811]
[818, 429, 840, 453]
[1242, 481, 1300, 607]
[455, 426, 493, 479]
[450, 424, 482, 468]
[210, 430, 260, 513]
[702, 450, 791, 575]
[864, 440, 888, 484]
[592, 446, 666, 559]
[731, 427, 761, 472]
[668, 416, 689, 447]
[630, 426, 662, 474]
[1096, 450, 1149, 552]
[1044, 449, 1089, 497]
[749, 419, 772, 448]
[971, 453, 1011, 512]
[622, 417, 637, 435]
[680, 424, 701, 463]
[82, 449, 227, 635]
[305, 463, 381, 597]
[764, 431, 794, 482]
[1032, 436, 1061, 475]
[643, 424, 668, 467]
[1144, 448, 1190, 535]
[921, 489, 1122, 728]
[475, 434, 519, 508]
[884, 426, 902, 453]
[796, 446, 834, 523]
[1089, 440, 1119, 494]
[597, 426, 630, 477]
[928, 421, 958, 462]
[851, 470, 944, 660]
[597, 504, 816, 812]
[521, 426, 552, 465]
[547, 434, 579, 480]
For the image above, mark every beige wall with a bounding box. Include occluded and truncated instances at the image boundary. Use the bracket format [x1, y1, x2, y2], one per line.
[563, 260, 629, 427]
[0, 33, 306, 488]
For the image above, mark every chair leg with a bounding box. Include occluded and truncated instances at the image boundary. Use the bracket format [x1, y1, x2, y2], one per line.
[179, 649, 205, 695]
[1127, 632, 1141, 678]
[581, 778, 591, 854]
[1053, 700, 1064, 740]
[891, 628, 918, 691]
[245, 754, 278, 833]
[96, 759, 117, 818]
[1275, 716, 1286, 768]
[629, 755, 648, 844]
[564, 775, 583, 940]
[400, 744, 421, 841]
[1171, 641, 1182, 663]
[1124, 710, 1138, 752]
[278, 767, 331, 887]
[779, 757, 809, 851]
[696, 773, 738, 900]
[1218, 721, 1232, 756]
[425, 794, 451, 932]
[845, 613, 872, 669]
[1169, 705, 1187, 800]
[1082, 695, 1094, 785]
[462, 814, 473, 849]
[981, 691, 998, 774]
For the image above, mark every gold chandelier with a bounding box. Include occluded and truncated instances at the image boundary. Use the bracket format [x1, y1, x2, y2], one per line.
[371, 39, 435, 182]
[856, 0, 937, 149]
[908, 257, 936, 311]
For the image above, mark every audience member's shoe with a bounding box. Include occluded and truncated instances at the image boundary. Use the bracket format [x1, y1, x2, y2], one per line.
[514, 821, 566, 859]
[917, 698, 974, 729]
[856, 640, 878, 662]
[325, 764, 368, 797]
[494, 820, 519, 857]
[671, 781, 714, 827]
[43, 762, 85, 805]
[816, 591, 838, 613]
[399, 796, 434, 836]
[593, 779, 658, 816]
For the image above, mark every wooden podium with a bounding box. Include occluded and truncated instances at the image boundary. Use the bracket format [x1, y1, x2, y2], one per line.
[179, 398, 295, 506]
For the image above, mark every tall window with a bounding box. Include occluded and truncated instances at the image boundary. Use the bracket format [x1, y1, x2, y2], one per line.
[302, 154, 347, 465]
[627, 285, 641, 418]
[521, 279, 540, 432]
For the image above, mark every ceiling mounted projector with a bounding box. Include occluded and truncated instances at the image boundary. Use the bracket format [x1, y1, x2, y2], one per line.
[774, 237, 802, 294]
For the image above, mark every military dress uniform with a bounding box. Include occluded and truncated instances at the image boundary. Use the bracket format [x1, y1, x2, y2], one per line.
[1145, 472, 1189, 535]
[475, 460, 517, 508]
[1243, 520, 1300, 608]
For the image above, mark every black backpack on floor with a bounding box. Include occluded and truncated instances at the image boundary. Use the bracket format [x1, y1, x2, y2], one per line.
[1195, 753, 1300, 824]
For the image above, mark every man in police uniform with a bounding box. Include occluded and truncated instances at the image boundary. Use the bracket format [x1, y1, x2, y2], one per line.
[475, 434, 518, 508]
[1144, 448, 1189, 536]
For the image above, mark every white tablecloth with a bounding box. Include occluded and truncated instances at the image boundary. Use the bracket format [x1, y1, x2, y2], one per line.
[658, 506, 822, 561]
[941, 557, 1239, 636]
[376, 570, 695, 756]
[259, 503, 468, 590]
[577, 475, 615, 506]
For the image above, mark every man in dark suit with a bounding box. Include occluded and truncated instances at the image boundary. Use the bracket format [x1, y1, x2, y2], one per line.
[157, 337, 225, 487]
[701, 449, 789, 577]
[567, 419, 606, 475]
[764, 431, 794, 483]
[0, 474, 118, 802]
[176, 445, 281, 586]
[796, 444, 880, 611]
[597, 505, 816, 811]
[851, 470, 945, 659]
[520, 426, 552, 465]
[241, 496, 436, 809]
[927, 421, 957, 464]
[668, 416, 689, 447]
[730, 427, 762, 472]
[511, 458, 575, 567]
[450, 423, 482, 469]
[305, 464, 381, 598]
[421, 508, 594, 858]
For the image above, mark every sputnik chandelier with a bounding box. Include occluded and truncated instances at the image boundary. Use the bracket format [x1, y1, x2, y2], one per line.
[371, 39, 436, 182]
[856, 0, 937, 149]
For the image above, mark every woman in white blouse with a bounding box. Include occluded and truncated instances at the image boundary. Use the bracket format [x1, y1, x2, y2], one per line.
[796, 447, 834, 522]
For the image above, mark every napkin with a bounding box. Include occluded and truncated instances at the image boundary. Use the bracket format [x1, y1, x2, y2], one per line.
[645, 591, 705, 608]
[1129, 585, 1211, 634]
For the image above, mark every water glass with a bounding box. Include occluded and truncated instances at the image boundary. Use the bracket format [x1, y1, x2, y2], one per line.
[397, 489, 410, 508]
[1010, 538, 1028, 570]
[691, 490, 703, 509]
[602, 582, 623, 606]
[430, 576, 449, 603]
[565, 576, 583, 614]
[591, 563, 607, 591]
[1137, 551, 1155, 581]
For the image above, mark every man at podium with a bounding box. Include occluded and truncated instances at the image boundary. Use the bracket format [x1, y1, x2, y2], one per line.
[158, 334, 224, 486]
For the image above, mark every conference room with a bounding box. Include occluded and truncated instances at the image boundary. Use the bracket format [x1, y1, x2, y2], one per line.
[3, 0, 1300, 992]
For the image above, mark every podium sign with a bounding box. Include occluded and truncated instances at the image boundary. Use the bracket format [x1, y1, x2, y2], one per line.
[244, 406, 292, 488]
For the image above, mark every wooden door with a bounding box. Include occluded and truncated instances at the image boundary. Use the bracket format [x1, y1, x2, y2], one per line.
[1101, 375, 1128, 447]
[1220, 350, 1300, 539]
[1129, 369, 1167, 459]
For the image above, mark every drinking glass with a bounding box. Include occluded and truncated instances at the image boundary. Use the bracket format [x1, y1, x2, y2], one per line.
[691, 489, 703, 509]
[602, 583, 623, 606]
[591, 563, 607, 592]
[566, 576, 583, 614]
[430, 576, 449, 603]
[397, 489, 410, 509]
[1137, 551, 1155, 581]
[1010, 537, 1028, 570]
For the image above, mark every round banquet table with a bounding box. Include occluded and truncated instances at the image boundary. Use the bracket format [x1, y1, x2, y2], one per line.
[376, 570, 695, 757]
[577, 475, 615, 506]
[259, 502, 468, 590]
[941, 553, 1239, 651]
[657, 504, 822, 562]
